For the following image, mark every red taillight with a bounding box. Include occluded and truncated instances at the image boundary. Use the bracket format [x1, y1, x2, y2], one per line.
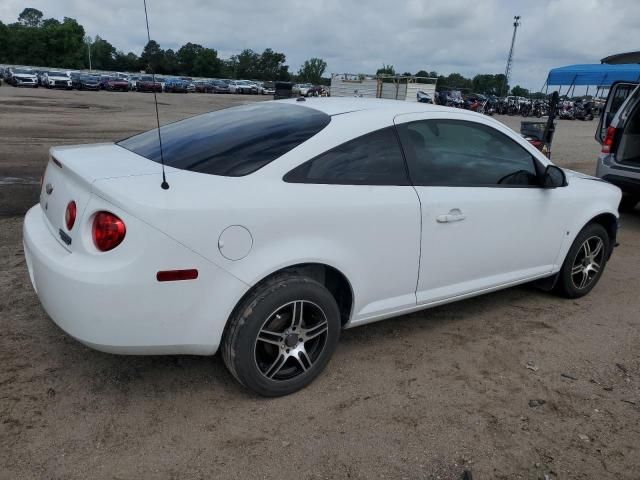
[156, 269, 199, 282]
[65, 201, 77, 230]
[602, 126, 618, 154]
[92, 211, 126, 252]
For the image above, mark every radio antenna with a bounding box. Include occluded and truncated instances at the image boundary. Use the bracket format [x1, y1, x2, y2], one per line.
[143, 0, 169, 190]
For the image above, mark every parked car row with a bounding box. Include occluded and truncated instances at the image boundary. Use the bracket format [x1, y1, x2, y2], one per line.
[0, 67, 331, 100]
[0, 66, 287, 96]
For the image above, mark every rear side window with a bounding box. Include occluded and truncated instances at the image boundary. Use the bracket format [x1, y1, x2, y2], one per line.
[396, 119, 539, 187]
[284, 127, 409, 185]
[117, 103, 331, 176]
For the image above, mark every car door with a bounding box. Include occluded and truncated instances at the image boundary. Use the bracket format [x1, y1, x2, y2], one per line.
[283, 125, 421, 322]
[596, 81, 640, 144]
[394, 112, 570, 305]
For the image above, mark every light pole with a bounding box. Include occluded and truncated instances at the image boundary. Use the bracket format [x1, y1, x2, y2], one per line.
[85, 36, 92, 71]
[501, 15, 520, 97]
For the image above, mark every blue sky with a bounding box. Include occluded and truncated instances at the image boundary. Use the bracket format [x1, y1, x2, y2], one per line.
[1, 0, 638, 90]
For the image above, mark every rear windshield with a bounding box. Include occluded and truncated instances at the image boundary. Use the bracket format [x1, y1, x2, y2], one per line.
[117, 103, 331, 176]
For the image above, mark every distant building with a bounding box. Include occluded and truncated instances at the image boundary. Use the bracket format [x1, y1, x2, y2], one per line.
[601, 51, 640, 64]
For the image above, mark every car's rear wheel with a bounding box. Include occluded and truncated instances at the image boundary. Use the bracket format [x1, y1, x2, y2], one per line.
[222, 275, 341, 397]
[554, 223, 609, 298]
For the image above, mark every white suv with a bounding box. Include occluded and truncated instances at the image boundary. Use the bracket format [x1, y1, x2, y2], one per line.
[42, 70, 72, 89]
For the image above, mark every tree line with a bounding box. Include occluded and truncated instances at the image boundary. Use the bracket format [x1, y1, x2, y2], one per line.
[1, 8, 531, 95]
[0, 8, 329, 83]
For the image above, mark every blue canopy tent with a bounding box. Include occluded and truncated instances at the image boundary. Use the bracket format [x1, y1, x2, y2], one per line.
[544, 64, 640, 96]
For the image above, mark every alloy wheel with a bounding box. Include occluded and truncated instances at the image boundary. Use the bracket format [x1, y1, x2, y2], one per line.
[571, 235, 604, 290]
[253, 300, 329, 381]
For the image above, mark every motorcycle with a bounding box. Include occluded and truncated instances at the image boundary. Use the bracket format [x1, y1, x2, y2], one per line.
[416, 90, 434, 104]
[573, 99, 595, 121]
[531, 100, 545, 118]
[479, 99, 496, 116]
[519, 101, 532, 117]
[558, 101, 575, 120]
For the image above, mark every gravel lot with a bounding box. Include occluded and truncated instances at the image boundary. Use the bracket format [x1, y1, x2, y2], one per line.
[1, 87, 639, 479]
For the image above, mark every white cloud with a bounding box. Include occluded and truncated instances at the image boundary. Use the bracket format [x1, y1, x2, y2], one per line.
[1, 0, 639, 89]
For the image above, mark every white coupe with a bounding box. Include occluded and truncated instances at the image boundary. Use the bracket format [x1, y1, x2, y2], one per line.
[23, 98, 621, 396]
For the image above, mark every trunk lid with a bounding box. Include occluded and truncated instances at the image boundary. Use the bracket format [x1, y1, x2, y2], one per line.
[40, 143, 167, 251]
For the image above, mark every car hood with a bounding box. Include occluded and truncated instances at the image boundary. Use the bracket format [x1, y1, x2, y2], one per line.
[15, 74, 37, 79]
[48, 75, 70, 81]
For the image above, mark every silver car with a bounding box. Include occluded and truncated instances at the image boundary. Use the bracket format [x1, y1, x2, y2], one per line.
[596, 81, 640, 211]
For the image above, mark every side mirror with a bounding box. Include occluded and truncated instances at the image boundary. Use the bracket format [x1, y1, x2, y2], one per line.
[542, 165, 567, 188]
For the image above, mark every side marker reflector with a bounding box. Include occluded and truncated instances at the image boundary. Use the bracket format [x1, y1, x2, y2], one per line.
[156, 269, 199, 282]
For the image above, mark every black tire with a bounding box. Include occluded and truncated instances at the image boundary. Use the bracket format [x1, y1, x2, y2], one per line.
[222, 274, 341, 397]
[553, 223, 609, 299]
[619, 195, 639, 212]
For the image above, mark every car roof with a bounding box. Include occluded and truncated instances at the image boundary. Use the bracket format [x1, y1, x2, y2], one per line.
[274, 97, 453, 117]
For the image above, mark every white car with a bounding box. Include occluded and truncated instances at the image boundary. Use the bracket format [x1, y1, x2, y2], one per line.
[228, 80, 257, 94]
[42, 70, 72, 89]
[293, 83, 314, 96]
[9, 67, 38, 87]
[23, 98, 621, 396]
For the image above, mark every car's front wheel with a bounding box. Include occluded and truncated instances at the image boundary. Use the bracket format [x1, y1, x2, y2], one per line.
[222, 274, 341, 397]
[554, 223, 609, 298]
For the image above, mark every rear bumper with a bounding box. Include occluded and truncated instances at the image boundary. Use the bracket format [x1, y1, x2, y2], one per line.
[596, 155, 640, 195]
[23, 203, 249, 355]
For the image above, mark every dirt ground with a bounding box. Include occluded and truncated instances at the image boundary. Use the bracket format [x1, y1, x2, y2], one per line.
[1, 87, 639, 479]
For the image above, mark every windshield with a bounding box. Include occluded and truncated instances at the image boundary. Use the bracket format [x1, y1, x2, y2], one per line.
[49, 71, 68, 77]
[117, 103, 331, 177]
[15, 69, 34, 74]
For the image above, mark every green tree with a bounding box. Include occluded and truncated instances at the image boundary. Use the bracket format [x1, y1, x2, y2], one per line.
[472, 73, 507, 95]
[18, 8, 43, 27]
[233, 49, 260, 79]
[511, 85, 529, 97]
[113, 51, 140, 72]
[436, 72, 473, 92]
[298, 57, 327, 84]
[176, 42, 203, 74]
[258, 48, 288, 80]
[163, 48, 178, 75]
[376, 64, 395, 76]
[193, 48, 221, 77]
[140, 40, 165, 73]
[90, 35, 116, 70]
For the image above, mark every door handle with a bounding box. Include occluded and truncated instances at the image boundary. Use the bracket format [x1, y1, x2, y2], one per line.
[436, 209, 466, 223]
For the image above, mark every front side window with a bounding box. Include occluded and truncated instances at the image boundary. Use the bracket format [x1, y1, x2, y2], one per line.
[396, 119, 539, 187]
[284, 127, 409, 185]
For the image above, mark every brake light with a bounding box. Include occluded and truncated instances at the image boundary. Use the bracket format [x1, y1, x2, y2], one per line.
[92, 211, 126, 251]
[602, 126, 618, 154]
[65, 201, 77, 230]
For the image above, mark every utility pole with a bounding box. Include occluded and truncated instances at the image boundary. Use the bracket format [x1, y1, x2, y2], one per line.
[85, 36, 92, 71]
[88, 43, 92, 71]
[501, 15, 520, 96]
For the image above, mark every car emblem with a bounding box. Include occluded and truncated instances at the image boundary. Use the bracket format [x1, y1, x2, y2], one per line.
[45, 183, 53, 195]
